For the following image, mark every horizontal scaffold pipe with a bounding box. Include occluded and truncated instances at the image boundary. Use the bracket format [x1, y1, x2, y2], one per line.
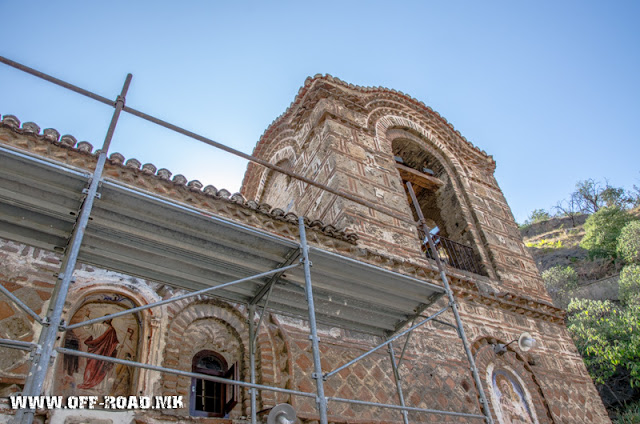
[327, 396, 486, 419]
[57, 347, 486, 419]
[0, 56, 115, 107]
[0, 55, 414, 226]
[57, 347, 314, 398]
[324, 305, 449, 379]
[0, 338, 38, 351]
[0, 283, 44, 324]
[65, 262, 301, 331]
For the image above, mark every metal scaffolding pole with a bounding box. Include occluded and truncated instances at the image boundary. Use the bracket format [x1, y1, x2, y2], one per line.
[15, 74, 132, 424]
[57, 347, 317, 399]
[0, 55, 412, 227]
[298, 216, 329, 424]
[249, 305, 258, 424]
[55, 346, 488, 420]
[0, 338, 38, 352]
[64, 263, 300, 331]
[388, 342, 410, 424]
[0, 56, 499, 423]
[0, 283, 44, 324]
[324, 306, 449, 380]
[406, 181, 494, 424]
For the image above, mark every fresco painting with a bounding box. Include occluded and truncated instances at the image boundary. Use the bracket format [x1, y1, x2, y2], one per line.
[492, 369, 536, 424]
[57, 294, 141, 397]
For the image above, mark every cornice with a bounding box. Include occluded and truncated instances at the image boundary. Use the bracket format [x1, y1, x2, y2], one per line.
[0, 114, 358, 245]
[0, 114, 564, 324]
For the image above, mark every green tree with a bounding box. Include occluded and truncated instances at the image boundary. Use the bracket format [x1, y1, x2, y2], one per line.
[580, 207, 636, 259]
[571, 179, 635, 214]
[619, 264, 640, 306]
[567, 299, 640, 388]
[528, 208, 551, 224]
[541, 265, 578, 307]
[573, 179, 606, 214]
[617, 221, 640, 264]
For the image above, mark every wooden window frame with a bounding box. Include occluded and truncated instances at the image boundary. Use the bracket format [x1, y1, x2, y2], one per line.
[189, 350, 239, 418]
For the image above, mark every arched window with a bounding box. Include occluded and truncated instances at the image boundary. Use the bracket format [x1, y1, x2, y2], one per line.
[190, 350, 238, 417]
[393, 137, 482, 274]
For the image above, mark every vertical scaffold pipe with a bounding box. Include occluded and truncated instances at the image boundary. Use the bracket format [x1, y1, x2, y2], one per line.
[16, 74, 132, 424]
[388, 342, 410, 424]
[249, 305, 257, 424]
[405, 182, 494, 424]
[298, 217, 329, 424]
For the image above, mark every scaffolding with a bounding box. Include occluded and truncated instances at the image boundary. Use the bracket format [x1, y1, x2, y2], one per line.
[0, 56, 494, 424]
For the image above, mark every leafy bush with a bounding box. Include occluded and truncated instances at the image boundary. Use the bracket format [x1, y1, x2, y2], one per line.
[618, 221, 640, 264]
[580, 207, 636, 259]
[542, 265, 578, 295]
[567, 299, 640, 388]
[619, 265, 640, 306]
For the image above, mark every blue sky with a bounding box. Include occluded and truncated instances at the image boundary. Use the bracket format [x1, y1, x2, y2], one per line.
[1, 1, 638, 224]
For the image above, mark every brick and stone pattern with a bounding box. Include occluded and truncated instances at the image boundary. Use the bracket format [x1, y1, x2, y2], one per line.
[0, 75, 611, 423]
[240, 75, 611, 423]
[242, 77, 549, 301]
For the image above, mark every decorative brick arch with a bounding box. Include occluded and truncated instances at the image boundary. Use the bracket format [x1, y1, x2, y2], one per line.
[256, 144, 298, 204]
[374, 114, 497, 279]
[162, 298, 283, 416]
[364, 95, 496, 175]
[473, 337, 555, 424]
[247, 137, 298, 201]
[263, 314, 295, 408]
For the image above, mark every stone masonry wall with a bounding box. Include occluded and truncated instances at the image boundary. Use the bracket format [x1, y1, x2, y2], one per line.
[241, 75, 611, 423]
[247, 79, 550, 301]
[0, 232, 608, 423]
[0, 76, 611, 423]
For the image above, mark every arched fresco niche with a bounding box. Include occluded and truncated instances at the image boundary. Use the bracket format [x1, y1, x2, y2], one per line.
[489, 365, 538, 424]
[474, 338, 554, 424]
[56, 293, 142, 397]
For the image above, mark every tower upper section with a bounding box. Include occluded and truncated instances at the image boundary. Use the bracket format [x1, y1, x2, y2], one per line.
[241, 75, 549, 302]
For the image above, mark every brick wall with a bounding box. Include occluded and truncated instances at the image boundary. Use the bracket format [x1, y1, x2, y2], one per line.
[0, 76, 612, 423]
[240, 76, 611, 423]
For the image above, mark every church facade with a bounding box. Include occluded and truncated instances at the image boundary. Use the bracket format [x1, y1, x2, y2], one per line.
[0, 74, 609, 423]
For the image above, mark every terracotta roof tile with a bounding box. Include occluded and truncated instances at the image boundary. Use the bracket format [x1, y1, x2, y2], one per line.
[0, 113, 359, 245]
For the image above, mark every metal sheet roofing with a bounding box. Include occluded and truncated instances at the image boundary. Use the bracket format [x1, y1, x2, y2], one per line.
[0, 145, 444, 336]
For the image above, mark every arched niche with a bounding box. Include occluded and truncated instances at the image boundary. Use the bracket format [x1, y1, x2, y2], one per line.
[391, 133, 486, 275]
[162, 300, 249, 417]
[489, 364, 539, 424]
[474, 338, 555, 424]
[260, 158, 294, 208]
[56, 293, 143, 398]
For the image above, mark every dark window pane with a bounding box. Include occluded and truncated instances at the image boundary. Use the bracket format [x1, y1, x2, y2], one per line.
[196, 356, 223, 373]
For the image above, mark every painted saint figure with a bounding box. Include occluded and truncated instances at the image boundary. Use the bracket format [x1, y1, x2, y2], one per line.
[55, 295, 141, 398]
[78, 318, 119, 389]
[494, 373, 534, 424]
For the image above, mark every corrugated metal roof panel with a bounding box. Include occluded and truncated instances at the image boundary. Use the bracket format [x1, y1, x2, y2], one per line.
[0, 145, 445, 336]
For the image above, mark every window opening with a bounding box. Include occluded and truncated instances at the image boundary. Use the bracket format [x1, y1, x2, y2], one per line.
[190, 350, 238, 417]
[393, 139, 481, 274]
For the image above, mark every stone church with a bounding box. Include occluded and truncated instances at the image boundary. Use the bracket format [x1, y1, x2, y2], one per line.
[0, 73, 609, 423]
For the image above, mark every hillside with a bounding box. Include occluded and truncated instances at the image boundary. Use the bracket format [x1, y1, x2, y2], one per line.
[520, 207, 640, 418]
[521, 214, 619, 292]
